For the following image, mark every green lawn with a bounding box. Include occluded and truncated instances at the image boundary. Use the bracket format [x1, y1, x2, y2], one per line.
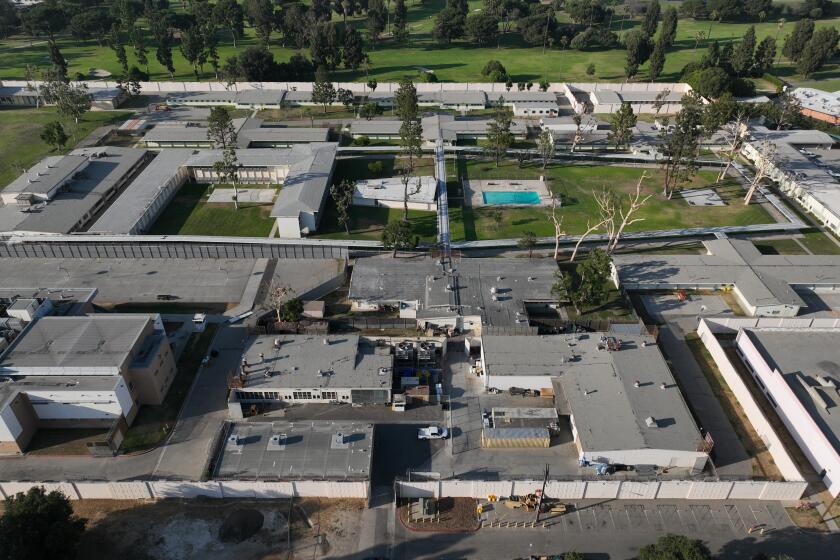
[148, 183, 275, 237]
[799, 230, 840, 255]
[314, 156, 439, 241]
[753, 238, 808, 255]
[120, 324, 218, 453]
[2, 3, 838, 88]
[0, 107, 132, 188]
[449, 160, 772, 241]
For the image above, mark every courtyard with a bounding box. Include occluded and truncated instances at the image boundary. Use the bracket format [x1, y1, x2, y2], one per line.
[148, 183, 277, 237]
[448, 159, 776, 241]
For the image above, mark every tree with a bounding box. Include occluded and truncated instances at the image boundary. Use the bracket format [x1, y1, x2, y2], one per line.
[641, 0, 660, 37]
[537, 128, 555, 169]
[466, 12, 498, 46]
[132, 27, 149, 73]
[660, 7, 678, 47]
[563, 552, 585, 560]
[312, 75, 337, 113]
[395, 79, 423, 220]
[491, 208, 503, 230]
[0, 0, 18, 40]
[338, 88, 355, 111]
[330, 179, 355, 233]
[730, 25, 756, 77]
[782, 18, 814, 62]
[238, 47, 277, 81]
[180, 27, 205, 79]
[624, 29, 652, 80]
[40, 80, 92, 125]
[343, 27, 366, 71]
[359, 102, 382, 119]
[207, 106, 240, 208]
[40, 121, 68, 151]
[661, 92, 704, 198]
[753, 36, 777, 75]
[485, 96, 513, 167]
[566, 248, 611, 312]
[586, 63, 596, 77]
[517, 231, 538, 257]
[715, 105, 751, 182]
[637, 534, 711, 560]
[47, 41, 68, 80]
[213, 0, 245, 48]
[547, 193, 565, 260]
[433, 6, 465, 44]
[382, 220, 413, 257]
[797, 27, 839, 77]
[155, 34, 176, 79]
[608, 172, 652, 253]
[393, 0, 409, 42]
[21, 3, 67, 43]
[70, 8, 114, 46]
[243, 0, 275, 47]
[279, 298, 304, 322]
[482, 60, 509, 83]
[608, 102, 636, 150]
[367, 79, 378, 92]
[565, 0, 606, 25]
[366, 0, 387, 47]
[744, 139, 776, 205]
[649, 36, 666, 81]
[0, 486, 85, 560]
[769, 90, 802, 130]
[269, 283, 294, 323]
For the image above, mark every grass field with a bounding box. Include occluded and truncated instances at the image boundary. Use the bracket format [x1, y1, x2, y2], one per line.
[448, 160, 773, 241]
[1, 1, 837, 88]
[0, 107, 132, 188]
[314, 156, 439, 241]
[148, 183, 275, 237]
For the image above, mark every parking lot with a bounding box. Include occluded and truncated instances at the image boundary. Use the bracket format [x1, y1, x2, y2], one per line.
[481, 499, 793, 536]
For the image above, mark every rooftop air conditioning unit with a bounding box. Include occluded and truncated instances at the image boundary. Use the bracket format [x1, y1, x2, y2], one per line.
[645, 417, 657, 428]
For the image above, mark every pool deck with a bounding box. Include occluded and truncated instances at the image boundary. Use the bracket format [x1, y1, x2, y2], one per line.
[464, 179, 551, 207]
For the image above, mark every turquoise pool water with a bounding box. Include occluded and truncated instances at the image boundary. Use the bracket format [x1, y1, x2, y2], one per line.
[482, 191, 541, 205]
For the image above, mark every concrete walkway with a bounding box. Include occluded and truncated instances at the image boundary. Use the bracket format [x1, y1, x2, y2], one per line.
[658, 323, 753, 478]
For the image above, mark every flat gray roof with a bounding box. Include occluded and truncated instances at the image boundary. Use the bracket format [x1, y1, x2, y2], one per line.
[791, 88, 840, 117]
[350, 115, 528, 142]
[89, 149, 193, 234]
[10, 148, 148, 234]
[141, 117, 329, 147]
[269, 143, 338, 218]
[613, 239, 840, 310]
[349, 257, 557, 326]
[3, 154, 88, 196]
[482, 334, 703, 453]
[0, 315, 153, 373]
[240, 335, 392, 390]
[214, 421, 373, 481]
[743, 328, 840, 455]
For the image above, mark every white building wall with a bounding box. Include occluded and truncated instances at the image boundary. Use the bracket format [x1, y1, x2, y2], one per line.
[585, 448, 707, 471]
[736, 330, 840, 496]
[484, 374, 553, 391]
[0, 405, 24, 442]
[25, 390, 124, 420]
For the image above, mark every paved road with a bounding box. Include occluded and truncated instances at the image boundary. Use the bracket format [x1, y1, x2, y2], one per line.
[152, 324, 248, 479]
[659, 323, 753, 478]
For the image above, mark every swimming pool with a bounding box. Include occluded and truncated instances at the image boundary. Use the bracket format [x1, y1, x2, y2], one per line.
[482, 191, 541, 205]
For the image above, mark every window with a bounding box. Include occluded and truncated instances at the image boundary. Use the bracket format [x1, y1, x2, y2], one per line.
[322, 391, 338, 400]
[766, 393, 778, 408]
[292, 391, 313, 400]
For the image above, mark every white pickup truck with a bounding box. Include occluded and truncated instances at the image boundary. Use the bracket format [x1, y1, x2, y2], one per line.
[417, 426, 449, 440]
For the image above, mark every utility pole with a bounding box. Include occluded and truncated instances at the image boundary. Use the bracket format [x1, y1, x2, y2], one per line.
[534, 463, 549, 524]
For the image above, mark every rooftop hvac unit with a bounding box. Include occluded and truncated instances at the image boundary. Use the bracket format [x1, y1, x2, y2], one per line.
[228, 435, 240, 445]
[492, 295, 498, 301]
[645, 417, 657, 428]
[273, 338, 282, 348]
[270, 435, 282, 444]
[378, 367, 391, 376]
[490, 287, 497, 294]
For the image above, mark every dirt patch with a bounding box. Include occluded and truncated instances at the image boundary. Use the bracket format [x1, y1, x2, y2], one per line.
[785, 506, 829, 532]
[219, 509, 266, 543]
[399, 497, 479, 531]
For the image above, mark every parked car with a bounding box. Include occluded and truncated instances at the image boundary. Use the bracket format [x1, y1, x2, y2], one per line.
[417, 426, 449, 440]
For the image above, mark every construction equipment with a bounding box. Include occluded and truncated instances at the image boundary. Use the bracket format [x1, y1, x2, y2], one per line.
[503, 494, 540, 511]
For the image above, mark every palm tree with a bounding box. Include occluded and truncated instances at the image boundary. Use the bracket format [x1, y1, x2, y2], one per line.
[693, 30, 706, 54]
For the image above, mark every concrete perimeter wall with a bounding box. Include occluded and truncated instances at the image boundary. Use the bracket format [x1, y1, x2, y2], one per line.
[696, 320, 806, 484]
[395, 478, 806, 501]
[0, 480, 369, 500]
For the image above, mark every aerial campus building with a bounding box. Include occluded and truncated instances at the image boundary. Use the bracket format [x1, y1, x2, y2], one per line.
[352, 176, 437, 211]
[141, 117, 330, 149]
[479, 333, 709, 471]
[742, 127, 840, 238]
[228, 335, 394, 410]
[699, 321, 840, 496]
[349, 114, 529, 146]
[86, 144, 337, 238]
[611, 238, 840, 317]
[0, 147, 151, 235]
[0, 315, 176, 454]
[790, 87, 840, 126]
[348, 257, 559, 333]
